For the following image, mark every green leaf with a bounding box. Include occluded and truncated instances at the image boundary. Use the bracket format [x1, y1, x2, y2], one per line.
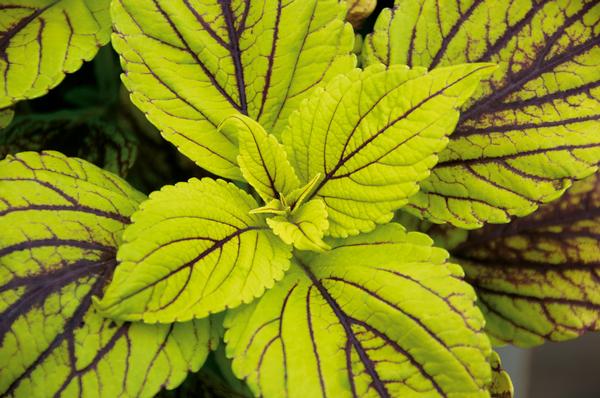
[0, 110, 138, 176]
[112, 0, 355, 180]
[267, 199, 330, 252]
[212, 344, 253, 398]
[489, 352, 513, 398]
[0, 108, 14, 129]
[283, 63, 495, 237]
[363, 0, 600, 228]
[225, 223, 492, 398]
[0, 151, 216, 397]
[0, 1, 111, 107]
[97, 178, 292, 322]
[453, 173, 600, 347]
[396, 210, 468, 251]
[221, 114, 300, 203]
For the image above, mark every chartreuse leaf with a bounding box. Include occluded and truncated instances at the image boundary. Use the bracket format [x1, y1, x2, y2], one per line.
[267, 199, 330, 252]
[453, 173, 600, 347]
[489, 352, 513, 398]
[396, 210, 468, 251]
[220, 114, 300, 203]
[112, 0, 355, 180]
[97, 178, 292, 322]
[363, 0, 600, 228]
[0, 1, 111, 107]
[283, 63, 495, 237]
[225, 223, 492, 398]
[0, 151, 217, 397]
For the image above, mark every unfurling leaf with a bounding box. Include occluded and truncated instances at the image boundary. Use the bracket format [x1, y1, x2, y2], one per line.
[112, 0, 355, 179]
[0, 151, 216, 397]
[97, 178, 292, 322]
[0, 1, 111, 107]
[363, 0, 600, 228]
[267, 199, 330, 252]
[454, 173, 600, 347]
[283, 63, 495, 237]
[225, 223, 492, 398]
[489, 352, 514, 398]
[221, 114, 300, 202]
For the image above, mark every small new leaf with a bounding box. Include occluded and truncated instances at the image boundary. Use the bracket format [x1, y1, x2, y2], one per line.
[0, 1, 111, 107]
[283, 63, 495, 237]
[0, 151, 216, 397]
[453, 173, 600, 347]
[267, 199, 330, 252]
[364, 0, 600, 227]
[97, 178, 292, 322]
[225, 224, 492, 398]
[222, 114, 300, 202]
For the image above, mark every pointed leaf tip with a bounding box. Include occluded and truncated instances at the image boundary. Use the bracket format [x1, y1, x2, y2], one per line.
[97, 178, 292, 322]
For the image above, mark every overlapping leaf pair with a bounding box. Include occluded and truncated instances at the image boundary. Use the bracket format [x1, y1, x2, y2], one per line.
[2, 0, 600, 397]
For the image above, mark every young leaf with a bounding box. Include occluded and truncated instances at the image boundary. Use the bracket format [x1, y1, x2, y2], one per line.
[267, 199, 330, 252]
[489, 352, 514, 398]
[363, 0, 600, 228]
[221, 114, 300, 202]
[283, 63, 495, 237]
[0, 1, 111, 107]
[453, 173, 600, 347]
[112, 0, 355, 180]
[0, 151, 216, 397]
[97, 178, 292, 322]
[225, 223, 492, 398]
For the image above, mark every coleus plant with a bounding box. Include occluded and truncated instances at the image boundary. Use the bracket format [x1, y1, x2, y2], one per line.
[0, 1, 599, 398]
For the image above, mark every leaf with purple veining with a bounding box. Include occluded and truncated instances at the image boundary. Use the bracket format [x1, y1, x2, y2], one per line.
[283, 63, 494, 237]
[112, 0, 355, 180]
[225, 223, 492, 398]
[0, 151, 217, 397]
[0, 1, 111, 107]
[454, 173, 600, 347]
[97, 178, 292, 322]
[363, 0, 600, 228]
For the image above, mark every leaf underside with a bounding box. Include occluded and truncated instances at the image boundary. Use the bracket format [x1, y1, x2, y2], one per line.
[0, 151, 216, 397]
[0, 0, 111, 107]
[455, 173, 600, 347]
[283, 63, 494, 237]
[97, 178, 292, 323]
[111, 0, 355, 179]
[225, 224, 492, 398]
[363, 0, 600, 228]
